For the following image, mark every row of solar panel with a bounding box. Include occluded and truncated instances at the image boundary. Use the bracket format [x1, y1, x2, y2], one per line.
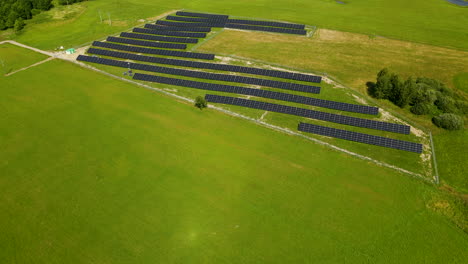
[166, 15, 227, 23]
[156, 20, 306, 35]
[144, 24, 212, 32]
[227, 19, 305, 30]
[120, 32, 198, 44]
[132, 73, 377, 115]
[92, 41, 215, 60]
[157, 20, 226, 28]
[174, 11, 306, 28]
[176, 11, 229, 20]
[166, 16, 305, 30]
[84, 50, 320, 95]
[204, 94, 409, 134]
[107, 36, 186, 49]
[225, 23, 306, 35]
[88, 44, 320, 82]
[298, 122, 422, 153]
[136, 27, 206, 38]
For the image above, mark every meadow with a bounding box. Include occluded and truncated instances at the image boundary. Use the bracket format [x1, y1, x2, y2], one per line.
[1, 58, 467, 263]
[3, 0, 468, 50]
[0, 43, 48, 75]
[197, 29, 468, 191]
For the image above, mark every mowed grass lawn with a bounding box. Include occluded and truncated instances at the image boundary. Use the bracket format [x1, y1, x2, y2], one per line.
[8, 0, 468, 50]
[0, 43, 48, 75]
[1, 59, 467, 263]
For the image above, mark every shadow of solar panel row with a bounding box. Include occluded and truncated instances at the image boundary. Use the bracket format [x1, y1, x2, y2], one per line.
[120, 32, 198, 44]
[157, 20, 227, 28]
[227, 19, 305, 30]
[225, 23, 306, 35]
[165, 15, 227, 23]
[144, 24, 211, 32]
[136, 27, 207, 38]
[204, 94, 409, 134]
[92, 41, 215, 60]
[88, 45, 318, 82]
[106, 36, 186, 49]
[133, 72, 377, 115]
[298, 122, 422, 153]
[176, 11, 229, 20]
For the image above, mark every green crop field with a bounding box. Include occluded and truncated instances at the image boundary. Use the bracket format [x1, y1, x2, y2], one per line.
[6, 0, 468, 50]
[0, 43, 48, 75]
[1, 59, 467, 263]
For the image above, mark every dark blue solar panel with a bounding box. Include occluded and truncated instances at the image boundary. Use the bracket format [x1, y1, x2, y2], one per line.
[91, 41, 214, 60]
[144, 24, 211, 32]
[106, 36, 186, 49]
[298, 122, 422, 153]
[204, 94, 408, 134]
[135, 27, 206, 38]
[120, 32, 198, 44]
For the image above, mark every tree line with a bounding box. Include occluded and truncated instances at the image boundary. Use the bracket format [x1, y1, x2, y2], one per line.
[0, 0, 89, 32]
[368, 68, 466, 130]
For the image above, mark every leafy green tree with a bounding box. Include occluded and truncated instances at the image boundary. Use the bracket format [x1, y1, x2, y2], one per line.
[14, 18, 25, 32]
[371, 68, 392, 99]
[432, 114, 464, 130]
[194, 96, 207, 110]
[394, 77, 416, 108]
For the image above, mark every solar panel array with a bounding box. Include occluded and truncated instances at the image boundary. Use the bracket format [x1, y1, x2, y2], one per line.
[204, 94, 409, 134]
[92, 41, 215, 60]
[106, 36, 186, 49]
[166, 15, 222, 23]
[227, 19, 305, 29]
[156, 20, 226, 28]
[176, 11, 229, 20]
[298, 122, 422, 153]
[172, 11, 307, 35]
[88, 45, 319, 82]
[225, 23, 306, 35]
[84, 50, 320, 94]
[136, 27, 207, 38]
[120, 32, 198, 44]
[131, 73, 335, 111]
[144, 24, 212, 32]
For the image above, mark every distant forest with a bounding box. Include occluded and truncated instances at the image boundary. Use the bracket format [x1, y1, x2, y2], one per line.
[0, 0, 88, 31]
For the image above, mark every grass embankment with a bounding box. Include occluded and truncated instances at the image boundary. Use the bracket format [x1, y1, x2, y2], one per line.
[198, 29, 468, 192]
[0, 43, 48, 75]
[1, 59, 467, 263]
[6, 0, 468, 50]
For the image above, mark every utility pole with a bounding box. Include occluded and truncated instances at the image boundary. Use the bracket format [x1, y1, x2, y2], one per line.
[99, 10, 103, 23]
[107, 12, 112, 26]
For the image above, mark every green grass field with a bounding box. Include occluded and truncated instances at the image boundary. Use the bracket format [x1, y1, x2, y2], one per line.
[0, 43, 48, 75]
[1, 59, 467, 263]
[6, 0, 468, 50]
[453, 72, 468, 93]
[84, 57, 431, 180]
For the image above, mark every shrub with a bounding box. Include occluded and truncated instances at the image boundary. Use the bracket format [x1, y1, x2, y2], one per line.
[410, 103, 432, 115]
[455, 100, 468, 114]
[194, 96, 207, 110]
[14, 18, 25, 32]
[432, 114, 464, 130]
[435, 96, 458, 113]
